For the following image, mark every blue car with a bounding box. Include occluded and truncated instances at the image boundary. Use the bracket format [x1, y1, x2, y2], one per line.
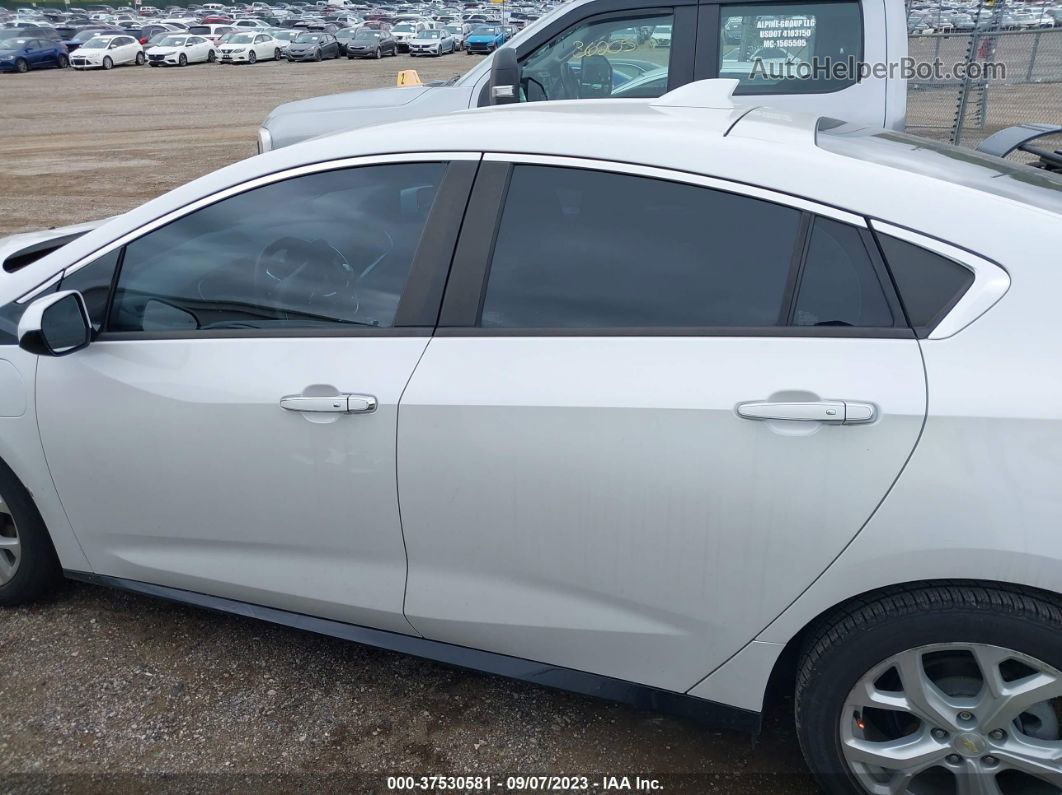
[0, 35, 68, 73]
[464, 25, 505, 54]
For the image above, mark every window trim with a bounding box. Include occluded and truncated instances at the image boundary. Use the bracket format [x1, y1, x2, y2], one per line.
[481, 153, 867, 225]
[870, 220, 1010, 340]
[21, 153, 481, 340]
[439, 157, 912, 338]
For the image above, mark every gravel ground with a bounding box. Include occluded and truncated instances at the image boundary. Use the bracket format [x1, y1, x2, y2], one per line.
[0, 56, 819, 794]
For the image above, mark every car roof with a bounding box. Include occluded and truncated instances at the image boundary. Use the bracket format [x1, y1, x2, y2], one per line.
[12, 82, 1059, 305]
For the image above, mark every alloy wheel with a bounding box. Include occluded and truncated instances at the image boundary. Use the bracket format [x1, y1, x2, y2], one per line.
[841, 643, 1062, 794]
[0, 495, 21, 586]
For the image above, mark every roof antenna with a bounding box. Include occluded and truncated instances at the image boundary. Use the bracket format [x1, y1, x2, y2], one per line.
[650, 78, 740, 109]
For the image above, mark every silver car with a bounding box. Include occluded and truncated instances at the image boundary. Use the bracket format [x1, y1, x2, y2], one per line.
[1, 82, 1061, 794]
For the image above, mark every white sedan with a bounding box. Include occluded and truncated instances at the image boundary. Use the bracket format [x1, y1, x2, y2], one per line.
[68, 34, 144, 69]
[217, 32, 281, 64]
[2, 80, 1061, 795]
[145, 34, 216, 66]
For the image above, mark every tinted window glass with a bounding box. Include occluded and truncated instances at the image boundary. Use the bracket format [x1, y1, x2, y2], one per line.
[793, 219, 893, 327]
[877, 234, 974, 333]
[520, 13, 673, 102]
[110, 163, 445, 333]
[59, 248, 120, 332]
[480, 166, 801, 328]
[720, 2, 862, 94]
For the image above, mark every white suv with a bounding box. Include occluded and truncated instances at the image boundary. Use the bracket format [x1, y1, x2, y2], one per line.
[1, 83, 1060, 795]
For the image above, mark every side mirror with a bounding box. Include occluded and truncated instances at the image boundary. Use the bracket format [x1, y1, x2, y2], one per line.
[489, 46, 519, 105]
[18, 290, 92, 357]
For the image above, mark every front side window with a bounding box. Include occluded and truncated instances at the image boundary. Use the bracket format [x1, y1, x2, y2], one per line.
[479, 166, 801, 329]
[720, 1, 862, 94]
[109, 163, 445, 333]
[519, 12, 674, 102]
[59, 248, 121, 332]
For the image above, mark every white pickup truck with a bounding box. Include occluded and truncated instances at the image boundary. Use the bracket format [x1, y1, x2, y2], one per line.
[258, 0, 910, 151]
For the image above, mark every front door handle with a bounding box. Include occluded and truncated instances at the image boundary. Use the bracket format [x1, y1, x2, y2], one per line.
[280, 393, 378, 414]
[737, 401, 876, 424]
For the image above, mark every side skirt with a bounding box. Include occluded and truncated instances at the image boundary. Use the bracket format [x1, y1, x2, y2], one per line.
[65, 570, 761, 733]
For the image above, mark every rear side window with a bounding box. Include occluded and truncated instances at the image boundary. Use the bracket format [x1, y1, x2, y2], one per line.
[720, 1, 863, 95]
[793, 218, 893, 328]
[479, 165, 802, 328]
[876, 234, 974, 335]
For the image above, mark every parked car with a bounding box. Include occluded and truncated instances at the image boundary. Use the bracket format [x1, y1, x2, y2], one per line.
[390, 21, 425, 51]
[3, 78, 1062, 795]
[408, 27, 455, 56]
[333, 25, 360, 54]
[344, 26, 396, 58]
[186, 24, 235, 44]
[217, 31, 281, 63]
[649, 22, 671, 47]
[443, 23, 467, 49]
[284, 30, 339, 60]
[0, 34, 68, 72]
[69, 33, 143, 68]
[146, 33, 216, 66]
[464, 23, 504, 53]
[269, 26, 300, 54]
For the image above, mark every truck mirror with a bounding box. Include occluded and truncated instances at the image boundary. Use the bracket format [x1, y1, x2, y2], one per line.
[489, 47, 519, 105]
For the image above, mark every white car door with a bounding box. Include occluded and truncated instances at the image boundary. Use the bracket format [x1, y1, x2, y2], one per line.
[398, 158, 927, 691]
[35, 156, 476, 634]
[119, 37, 137, 64]
[189, 36, 208, 61]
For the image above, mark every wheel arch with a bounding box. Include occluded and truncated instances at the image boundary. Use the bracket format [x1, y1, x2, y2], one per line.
[760, 578, 1062, 714]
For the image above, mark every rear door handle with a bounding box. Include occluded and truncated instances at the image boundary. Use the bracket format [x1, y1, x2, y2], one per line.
[280, 394, 378, 414]
[737, 401, 876, 424]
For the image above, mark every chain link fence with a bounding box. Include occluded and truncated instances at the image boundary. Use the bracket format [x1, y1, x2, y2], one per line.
[905, 0, 1062, 155]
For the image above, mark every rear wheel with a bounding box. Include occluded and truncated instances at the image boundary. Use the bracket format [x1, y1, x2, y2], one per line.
[102, 55, 113, 69]
[796, 584, 1062, 795]
[0, 464, 61, 607]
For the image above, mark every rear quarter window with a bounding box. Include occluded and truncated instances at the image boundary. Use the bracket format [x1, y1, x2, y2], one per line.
[875, 234, 974, 336]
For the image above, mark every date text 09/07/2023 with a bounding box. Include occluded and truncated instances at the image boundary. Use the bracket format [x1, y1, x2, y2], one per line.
[386, 776, 664, 791]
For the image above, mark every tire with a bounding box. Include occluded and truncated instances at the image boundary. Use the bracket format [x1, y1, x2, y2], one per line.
[207, 50, 216, 63]
[178, 53, 187, 66]
[314, 48, 321, 61]
[0, 460, 62, 607]
[374, 46, 381, 59]
[274, 48, 281, 61]
[57, 53, 68, 68]
[796, 583, 1062, 795]
[102, 56, 113, 70]
[248, 50, 256, 64]
[14, 57, 28, 73]
[135, 51, 145, 65]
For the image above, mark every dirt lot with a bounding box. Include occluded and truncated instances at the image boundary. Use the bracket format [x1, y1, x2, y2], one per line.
[0, 58, 817, 793]
[0, 55, 482, 237]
